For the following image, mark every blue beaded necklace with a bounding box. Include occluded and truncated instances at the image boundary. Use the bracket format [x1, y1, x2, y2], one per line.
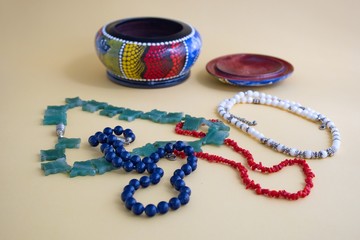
[88, 125, 197, 217]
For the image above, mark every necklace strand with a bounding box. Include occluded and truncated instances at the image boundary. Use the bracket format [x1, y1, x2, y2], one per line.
[217, 90, 341, 159]
[88, 126, 196, 217]
[175, 121, 315, 200]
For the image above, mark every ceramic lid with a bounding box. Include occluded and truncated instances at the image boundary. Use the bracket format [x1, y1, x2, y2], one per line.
[206, 54, 294, 86]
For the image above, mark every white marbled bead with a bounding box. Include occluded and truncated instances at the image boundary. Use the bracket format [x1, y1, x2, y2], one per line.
[289, 148, 298, 157]
[304, 150, 312, 159]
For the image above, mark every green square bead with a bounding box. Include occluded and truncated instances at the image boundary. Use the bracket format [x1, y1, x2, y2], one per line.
[41, 158, 71, 176]
[119, 109, 144, 122]
[82, 100, 108, 112]
[159, 112, 184, 123]
[91, 158, 116, 174]
[40, 148, 66, 161]
[200, 127, 229, 145]
[55, 137, 81, 149]
[43, 114, 67, 125]
[65, 97, 83, 109]
[69, 161, 97, 177]
[45, 105, 68, 111]
[204, 119, 230, 131]
[182, 115, 205, 130]
[141, 109, 167, 122]
[99, 105, 124, 117]
[43, 106, 67, 125]
[132, 143, 159, 157]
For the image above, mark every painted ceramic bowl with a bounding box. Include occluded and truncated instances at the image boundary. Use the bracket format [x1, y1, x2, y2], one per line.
[95, 17, 202, 88]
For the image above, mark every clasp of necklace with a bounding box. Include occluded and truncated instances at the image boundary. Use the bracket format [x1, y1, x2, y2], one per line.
[229, 113, 257, 126]
[165, 153, 177, 161]
[316, 114, 326, 130]
[117, 136, 133, 145]
[56, 123, 65, 138]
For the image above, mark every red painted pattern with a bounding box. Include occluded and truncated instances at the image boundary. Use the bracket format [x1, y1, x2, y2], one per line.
[142, 43, 186, 79]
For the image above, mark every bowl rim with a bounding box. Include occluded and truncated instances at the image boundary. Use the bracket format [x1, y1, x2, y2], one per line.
[105, 17, 193, 42]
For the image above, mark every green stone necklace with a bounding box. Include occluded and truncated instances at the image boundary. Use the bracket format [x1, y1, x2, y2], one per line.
[40, 97, 230, 177]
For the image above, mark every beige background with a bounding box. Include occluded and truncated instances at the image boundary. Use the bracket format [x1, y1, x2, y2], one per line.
[1, 0, 359, 239]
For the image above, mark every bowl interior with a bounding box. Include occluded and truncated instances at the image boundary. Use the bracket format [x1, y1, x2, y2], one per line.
[106, 18, 192, 42]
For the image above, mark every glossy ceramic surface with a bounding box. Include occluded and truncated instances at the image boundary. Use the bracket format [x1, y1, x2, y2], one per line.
[95, 17, 202, 88]
[206, 54, 294, 86]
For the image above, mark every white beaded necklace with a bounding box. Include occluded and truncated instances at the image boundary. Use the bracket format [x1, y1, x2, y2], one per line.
[217, 90, 341, 159]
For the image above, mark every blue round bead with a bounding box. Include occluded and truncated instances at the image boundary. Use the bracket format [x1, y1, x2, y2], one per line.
[184, 146, 195, 155]
[123, 161, 134, 172]
[156, 147, 166, 158]
[107, 134, 118, 144]
[153, 167, 164, 177]
[132, 202, 144, 215]
[130, 155, 141, 165]
[189, 162, 197, 171]
[164, 143, 174, 153]
[145, 204, 157, 217]
[123, 128, 133, 137]
[170, 175, 182, 186]
[120, 151, 131, 161]
[157, 201, 169, 214]
[147, 163, 157, 174]
[123, 185, 135, 193]
[179, 186, 191, 196]
[123, 128, 133, 134]
[126, 133, 136, 143]
[94, 131, 103, 138]
[181, 164, 192, 175]
[100, 143, 110, 153]
[88, 135, 99, 147]
[115, 146, 125, 155]
[112, 140, 124, 149]
[149, 152, 160, 163]
[113, 125, 123, 135]
[129, 179, 140, 190]
[174, 179, 186, 191]
[140, 176, 151, 188]
[150, 172, 161, 184]
[121, 190, 133, 202]
[187, 155, 197, 164]
[105, 152, 116, 163]
[103, 145, 115, 155]
[174, 141, 186, 151]
[174, 169, 185, 178]
[135, 162, 146, 173]
[112, 156, 123, 168]
[103, 127, 113, 135]
[142, 157, 153, 165]
[178, 192, 190, 205]
[125, 197, 136, 210]
[97, 133, 108, 143]
[169, 197, 181, 210]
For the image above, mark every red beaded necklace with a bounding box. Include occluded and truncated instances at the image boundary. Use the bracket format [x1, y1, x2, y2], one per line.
[174, 120, 315, 200]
